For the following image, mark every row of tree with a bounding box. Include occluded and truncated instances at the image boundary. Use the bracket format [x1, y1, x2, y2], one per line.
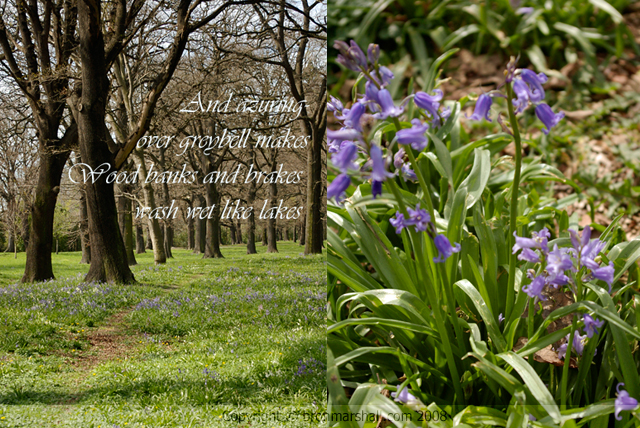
[0, 0, 327, 283]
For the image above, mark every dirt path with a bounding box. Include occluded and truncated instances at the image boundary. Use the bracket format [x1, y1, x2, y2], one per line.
[69, 309, 142, 372]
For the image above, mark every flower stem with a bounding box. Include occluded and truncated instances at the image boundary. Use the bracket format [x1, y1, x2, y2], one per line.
[505, 82, 523, 320]
[560, 315, 577, 410]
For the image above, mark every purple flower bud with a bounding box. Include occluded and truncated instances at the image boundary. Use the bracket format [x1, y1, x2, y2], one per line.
[349, 40, 367, 68]
[327, 95, 343, 113]
[535, 103, 564, 134]
[331, 141, 358, 173]
[467, 94, 493, 122]
[367, 44, 380, 64]
[391, 386, 416, 403]
[583, 314, 604, 338]
[327, 128, 361, 143]
[373, 89, 403, 119]
[520, 69, 546, 102]
[327, 173, 350, 202]
[433, 234, 461, 263]
[396, 119, 429, 151]
[615, 383, 639, 420]
[522, 274, 546, 300]
[389, 212, 406, 234]
[371, 180, 382, 199]
[498, 313, 505, 324]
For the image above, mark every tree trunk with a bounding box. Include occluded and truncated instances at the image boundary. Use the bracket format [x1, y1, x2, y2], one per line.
[146, 227, 153, 250]
[5, 233, 15, 253]
[304, 124, 324, 254]
[300, 213, 306, 246]
[117, 189, 137, 266]
[135, 150, 166, 264]
[21, 151, 69, 282]
[77, 1, 134, 284]
[136, 224, 146, 254]
[236, 220, 243, 243]
[229, 222, 238, 245]
[262, 228, 267, 246]
[80, 187, 91, 264]
[186, 202, 195, 250]
[267, 171, 278, 253]
[163, 223, 173, 258]
[204, 182, 223, 258]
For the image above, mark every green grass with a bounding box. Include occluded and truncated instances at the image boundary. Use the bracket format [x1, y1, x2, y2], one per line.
[0, 243, 327, 427]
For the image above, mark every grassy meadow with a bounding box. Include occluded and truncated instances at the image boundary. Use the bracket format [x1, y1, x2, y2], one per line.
[0, 243, 326, 427]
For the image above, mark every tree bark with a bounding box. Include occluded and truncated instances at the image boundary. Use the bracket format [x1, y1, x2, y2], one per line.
[134, 150, 166, 264]
[136, 224, 146, 254]
[77, 0, 133, 284]
[117, 188, 137, 266]
[262, 228, 267, 246]
[229, 222, 238, 245]
[80, 186, 91, 264]
[203, 181, 223, 258]
[267, 166, 278, 253]
[246, 179, 257, 254]
[21, 151, 69, 282]
[146, 226, 153, 250]
[5, 234, 15, 253]
[300, 213, 306, 246]
[304, 124, 324, 254]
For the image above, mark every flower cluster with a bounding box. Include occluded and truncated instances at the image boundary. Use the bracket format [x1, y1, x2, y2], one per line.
[467, 68, 564, 135]
[327, 39, 566, 205]
[615, 383, 639, 420]
[512, 226, 614, 301]
[390, 204, 461, 263]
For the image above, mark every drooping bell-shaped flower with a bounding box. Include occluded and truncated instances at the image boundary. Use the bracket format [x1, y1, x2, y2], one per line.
[433, 234, 461, 263]
[338, 101, 366, 132]
[583, 314, 604, 338]
[331, 141, 359, 173]
[391, 386, 416, 404]
[520, 69, 547, 102]
[328, 173, 351, 202]
[535, 103, 565, 134]
[389, 212, 406, 234]
[512, 78, 530, 113]
[522, 274, 546, 300]
[414, 89, 443, 121]
[467, 93, 493, 122]
[615, 383, 639, 420]
[327, 128, 361, 143]
[396, 119, 429, 151]
[373, 89, 403, 119]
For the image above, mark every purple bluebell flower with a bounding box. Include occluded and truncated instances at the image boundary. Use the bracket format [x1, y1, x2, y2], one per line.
[512, 228, 549, 254]
[615, 383, 638, 420]
[392, 386, 416, 403]
[535, 103, 565, 134]
[414, 89, 443, 122]
[328, 174, 350, 202]
[581, 240, 607, 271]
[520, 69, 547, 102]
[372, 66, 394, 87]
[393, 149, 405, 170]
[400, 164, 417, 181]
[369, 145, 387, 182]
[405, 204, 431, 233]
[546, 245, 574, 276]
[433, 234, 461, 263]
[498, 313, 505, 324]
[517, 248, 541, 263]
[367, 44, 380, 64]
[338, 102, 366, 132]
[583, 314, 604, 338]
[327, 95, 344, 113]
[371, 181, 382, 198]
[467, 94, 493, 122]
[389, 212, 406, 234]
[557, 331, 586, 359]
[396, 119, 429, 151]
[363, 82, 381, 111]
[373, 89, 403, 119]
[512, 78, 531, 113]
[331, 141, 358, 173]
[592, 262, 614, 292]
[522, 274, 546, 300]
[327, 128, 362, 143]
[516, 7, 534, 15]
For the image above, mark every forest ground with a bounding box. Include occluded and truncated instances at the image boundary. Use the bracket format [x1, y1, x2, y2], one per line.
[0, 244, 326, 427]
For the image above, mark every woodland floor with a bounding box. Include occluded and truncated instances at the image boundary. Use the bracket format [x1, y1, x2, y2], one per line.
[0, 244, 326, 427]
